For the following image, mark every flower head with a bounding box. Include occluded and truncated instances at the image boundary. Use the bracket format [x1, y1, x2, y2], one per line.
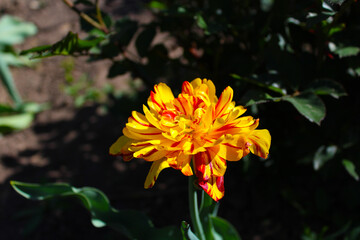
[110, 78, 271, 201]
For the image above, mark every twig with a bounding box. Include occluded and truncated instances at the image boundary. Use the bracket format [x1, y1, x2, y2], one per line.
[62, 0, 108, 33]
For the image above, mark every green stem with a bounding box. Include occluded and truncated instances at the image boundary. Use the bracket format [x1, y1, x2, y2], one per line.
[188, 174, 206, 240]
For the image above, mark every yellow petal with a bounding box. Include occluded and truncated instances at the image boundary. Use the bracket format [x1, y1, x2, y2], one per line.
[168, 153, 193, 176]
[217, 140, 244, 162]
[143, 105, 161, 129]
[204, 79, 217, 103]
[248, 129, 271, 159]
[181, 81, 194, 95]
[194, 150, 227, 180]
[190, 78, 203, 90]
[123, 126, 165, 140]
[147, 83, 175, 112]
[144, 158, 170, 188]
[227, 106, 247, 122]
[214, 86, 233, 119]
[109, 135, 134, 161]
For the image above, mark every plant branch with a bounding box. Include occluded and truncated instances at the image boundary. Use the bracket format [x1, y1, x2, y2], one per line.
[62, 0, 108, 33]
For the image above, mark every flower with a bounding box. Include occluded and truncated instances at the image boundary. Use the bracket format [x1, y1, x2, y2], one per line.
[110, 78, 271, 201]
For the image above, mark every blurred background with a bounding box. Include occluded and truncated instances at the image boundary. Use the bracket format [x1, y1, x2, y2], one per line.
[0, 0, 360, 239]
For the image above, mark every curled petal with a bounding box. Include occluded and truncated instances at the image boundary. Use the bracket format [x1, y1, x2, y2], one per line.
[248, 129, 271, 159]
[109, 135, 133, 161]
[144, 158, 170, 188]
[198, 175, 225, 202]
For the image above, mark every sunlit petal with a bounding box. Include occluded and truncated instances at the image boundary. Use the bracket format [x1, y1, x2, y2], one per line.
[109, 135, 134, 161]
[144, 158, 170, 188]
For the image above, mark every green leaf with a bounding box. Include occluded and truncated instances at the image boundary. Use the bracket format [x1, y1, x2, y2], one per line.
[136, 26, 156, 57]
[20, 32, 104, 59]
[260, 0, 274, 12]
[195, 14, 207, 30]
[283, 92, 326, 125]
[313, 145, 337, 170]
[210, 216, 242, 240]
[0, 112, 34, 131]
[342, 160, 359, 181]
[0, 55, 23, 105]
[308, 79, 347, 99]
[0, 52, 36, 67]
[0, 15, 37, 45]
[148, 1, 167, 10]
[10, 181, 182, 240]
[334, 46, 360, 58]
[181, 221, 200, 240]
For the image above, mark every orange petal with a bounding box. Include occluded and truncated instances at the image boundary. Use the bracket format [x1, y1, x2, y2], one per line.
[144, 158, 170, 188]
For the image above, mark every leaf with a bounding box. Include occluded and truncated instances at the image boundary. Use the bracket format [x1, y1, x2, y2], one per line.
[136, 26, 156, 57]
[260, 0, 274, 11]
[0, 15, 37, 45]
[334, 46, 360, 58]
[181, 221, 200, 240]
[308, 79, 347, 99]
[148, 1, 167, 10]
[0, 52, 36, 67]
[342, 160, 359, 181]
[283, 92, 326, 125]
[195, 14, 207, 30]
[20, 32, 104, 59]
[313, 145, 337, 170]
[0, 112, 34, 131]
[0, 55, 23, 105]
[210, 216, 242, 240]
[10, 181, 182, 240]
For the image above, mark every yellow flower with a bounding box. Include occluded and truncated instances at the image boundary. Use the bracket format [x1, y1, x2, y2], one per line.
[110, 78, 271, 201]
